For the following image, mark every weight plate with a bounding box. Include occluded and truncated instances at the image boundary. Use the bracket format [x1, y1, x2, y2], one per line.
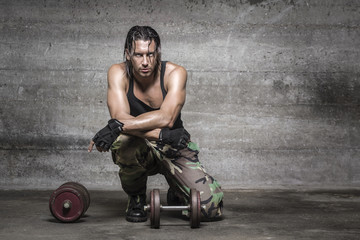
[150, 189, 161, 228]
[60, 182, 90, 212]
[190, 189, 201, 228]
[59, 183, 88, 215]
[150, 190, 155, 227]
[61, 182, 90, 207]
[49, 187, 85, 223]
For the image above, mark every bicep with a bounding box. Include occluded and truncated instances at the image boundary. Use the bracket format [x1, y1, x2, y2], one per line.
[160, 67, 187, 122]
[106, 66, 132, 120]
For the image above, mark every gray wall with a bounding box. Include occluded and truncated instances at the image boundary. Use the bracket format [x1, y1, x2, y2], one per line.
[1, 0, 359, 190]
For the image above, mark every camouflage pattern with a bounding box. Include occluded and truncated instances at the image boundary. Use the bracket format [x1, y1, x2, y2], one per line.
[111, 134, 224, 220]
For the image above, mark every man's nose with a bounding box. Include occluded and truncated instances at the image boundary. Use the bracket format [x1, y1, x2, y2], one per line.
[142, 55, 149, 66]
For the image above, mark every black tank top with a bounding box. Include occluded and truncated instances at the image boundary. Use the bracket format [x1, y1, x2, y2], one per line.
[127, 61, 183, 129]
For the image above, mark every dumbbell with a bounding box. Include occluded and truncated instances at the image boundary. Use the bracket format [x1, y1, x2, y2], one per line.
[49, 182, 90, 223]
[144, 188, 202, 228]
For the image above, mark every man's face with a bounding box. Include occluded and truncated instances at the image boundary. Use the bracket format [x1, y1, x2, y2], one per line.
[127, 40, 157, 78]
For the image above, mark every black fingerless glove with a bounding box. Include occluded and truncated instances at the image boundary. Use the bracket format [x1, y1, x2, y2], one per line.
[159, 128, 190, 149]
[92, 119, 124, 151]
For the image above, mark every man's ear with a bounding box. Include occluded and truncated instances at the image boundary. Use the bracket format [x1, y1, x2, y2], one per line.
[125, 49, 131, 61]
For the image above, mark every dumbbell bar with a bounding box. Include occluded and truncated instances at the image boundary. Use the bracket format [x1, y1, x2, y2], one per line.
[144, 189, 202, 229]
[49, 182, 90, 223]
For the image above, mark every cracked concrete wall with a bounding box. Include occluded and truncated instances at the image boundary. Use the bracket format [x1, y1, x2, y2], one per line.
[0, 0, 359, 190]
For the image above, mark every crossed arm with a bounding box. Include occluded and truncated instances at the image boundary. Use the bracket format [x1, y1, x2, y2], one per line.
[88, 62, 187, 152]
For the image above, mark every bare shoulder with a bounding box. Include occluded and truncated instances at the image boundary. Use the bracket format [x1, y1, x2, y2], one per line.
[108, 63, 127, 79]
[164, 61, 187, 80]
[107, 63, 128, 88]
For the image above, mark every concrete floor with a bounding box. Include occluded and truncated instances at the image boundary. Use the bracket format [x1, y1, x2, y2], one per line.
[0, 189, 360, 240]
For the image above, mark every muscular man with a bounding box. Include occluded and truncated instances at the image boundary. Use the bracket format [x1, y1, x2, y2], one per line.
[88, 26, 223, 222]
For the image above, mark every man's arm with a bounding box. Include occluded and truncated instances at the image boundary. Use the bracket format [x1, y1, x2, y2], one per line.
[88, 62, 187, 152]
[108, 62, 187, 133]
[105, 63, 161, 140]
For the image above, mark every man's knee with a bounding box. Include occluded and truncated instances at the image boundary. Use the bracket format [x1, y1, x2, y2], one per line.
[111, 134, 147, 165]
[111, 134, 159, 173]
[200, 191, 224, 220]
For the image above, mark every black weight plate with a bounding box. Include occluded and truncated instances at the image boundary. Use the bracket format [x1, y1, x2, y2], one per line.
[150, 189, 161, 228]
[190, 189, 201, 228]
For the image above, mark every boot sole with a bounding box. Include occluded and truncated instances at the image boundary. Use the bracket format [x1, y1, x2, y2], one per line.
[126, 216, 148, 222]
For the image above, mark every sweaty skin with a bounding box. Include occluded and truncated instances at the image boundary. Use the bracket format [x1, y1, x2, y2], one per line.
[88, 40, 187, 152]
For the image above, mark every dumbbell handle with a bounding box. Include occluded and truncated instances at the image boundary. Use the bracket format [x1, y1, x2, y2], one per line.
[145, 204, 205, 212]
[161, 205, 189, 211]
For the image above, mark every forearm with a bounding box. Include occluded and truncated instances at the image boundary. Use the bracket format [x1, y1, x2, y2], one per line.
[115, 110, 173, 133]
[124, 128, 161, 141]
[89, 119, 161, 153]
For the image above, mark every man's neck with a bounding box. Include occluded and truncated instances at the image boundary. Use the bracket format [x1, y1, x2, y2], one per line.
[133, 72, 158, 91]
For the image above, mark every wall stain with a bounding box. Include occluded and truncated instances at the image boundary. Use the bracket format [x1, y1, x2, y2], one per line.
[249, 0, 266, 5]
[273, 79, 290, 94]
[248, 0, 295, 6]
[313, 73, 359, 106]
[306, 72, 360, 120]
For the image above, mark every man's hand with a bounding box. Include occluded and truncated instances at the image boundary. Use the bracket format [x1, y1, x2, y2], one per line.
[159, 128, 190, 149]
[88, 119, 124, 152]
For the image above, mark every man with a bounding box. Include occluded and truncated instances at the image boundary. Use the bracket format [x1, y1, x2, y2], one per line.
[88, 26, 223, 222]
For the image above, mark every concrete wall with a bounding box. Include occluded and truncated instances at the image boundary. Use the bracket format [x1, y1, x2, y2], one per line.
[0, 0, 359, 190]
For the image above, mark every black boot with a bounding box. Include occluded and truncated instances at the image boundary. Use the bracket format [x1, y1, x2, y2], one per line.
[167, 188, 184, 206]
[126, 194, 147, 222]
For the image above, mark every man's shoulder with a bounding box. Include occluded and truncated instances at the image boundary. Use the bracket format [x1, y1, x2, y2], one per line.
[165, 61, 187, 76]
[108, 62, 127, 75]
[108, 63, 128, 82]
[163, 61, 187, 89]
[107, 62, 129, 88]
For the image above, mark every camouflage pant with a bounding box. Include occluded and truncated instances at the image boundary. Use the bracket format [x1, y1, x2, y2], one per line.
[110, 134, 224, 220]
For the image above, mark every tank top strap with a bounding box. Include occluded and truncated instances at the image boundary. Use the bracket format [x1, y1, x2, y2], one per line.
[160, 61, 167, 99]
[128, 73, 135, 97]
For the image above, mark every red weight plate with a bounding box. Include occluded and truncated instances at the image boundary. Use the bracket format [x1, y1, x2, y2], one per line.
[190, 189, 201, 228]
[48, 189, 57, 216]
[73, 182, 90, 211]
[59, 183, 86, 212]
[60, 182, 90, 212]
[59, 184, 88, 215]
[49, 187, 85, 223]
[150, 189, 161, 228]
[60, 182, 90, 207]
